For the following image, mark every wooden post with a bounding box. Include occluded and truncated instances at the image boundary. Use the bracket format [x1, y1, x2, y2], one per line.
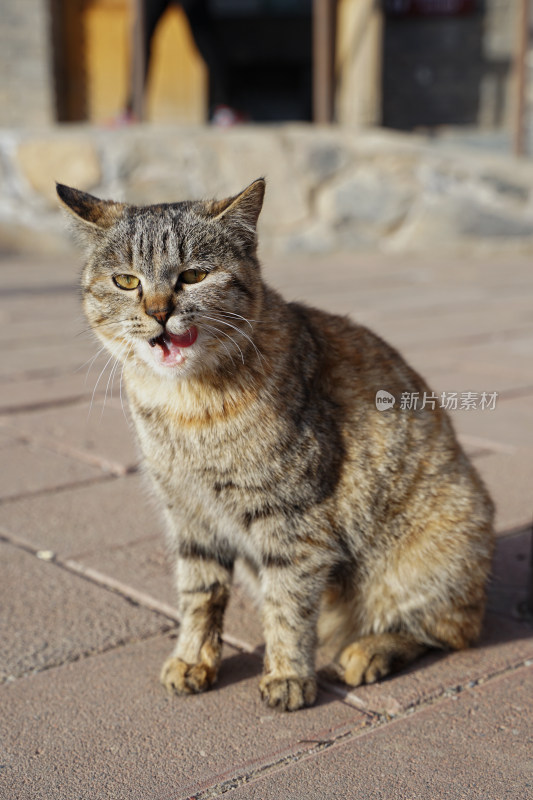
[131, 0, 146, 121]
[313, 0, 337, 123]
[514, 0, 530, 156]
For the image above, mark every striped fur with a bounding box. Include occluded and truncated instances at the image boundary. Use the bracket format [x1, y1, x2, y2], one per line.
[58, 179, 494, 711]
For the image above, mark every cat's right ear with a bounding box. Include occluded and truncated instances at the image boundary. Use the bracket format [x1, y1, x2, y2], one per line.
[208, 178, 265, 251]
[56, 184, 125, 247]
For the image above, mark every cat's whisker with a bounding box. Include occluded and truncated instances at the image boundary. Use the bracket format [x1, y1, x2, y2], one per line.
[202, 314, 266, 367]
[101, 342, 128, 419]
[101, 363, 115, 418]
[197, 322, 236, 369]
[203, 323, 244, 365]
[197, 318, 245, 364]
[76, 345, 106, 380]
[75, 318, 132, 338]
[109, 359, 120, 403]
[119, 344, 134, 421]
[78, 324, 129, 385]
[88, 352, 116, 419]
[213, 309, 257, 331]
[87, 330, 128, 418]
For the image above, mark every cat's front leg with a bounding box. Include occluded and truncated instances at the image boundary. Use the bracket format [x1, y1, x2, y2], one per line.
[161, 551, 232, 696]
[259, 562, 326, 712]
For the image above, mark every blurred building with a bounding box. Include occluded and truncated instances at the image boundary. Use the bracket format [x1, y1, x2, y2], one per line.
[0, 0, 57, 126]
[380, 0, 518, 131]
[0, 0, 525, 133]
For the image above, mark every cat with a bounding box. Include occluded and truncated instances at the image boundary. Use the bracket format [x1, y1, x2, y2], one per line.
[57, 178, 494, 712]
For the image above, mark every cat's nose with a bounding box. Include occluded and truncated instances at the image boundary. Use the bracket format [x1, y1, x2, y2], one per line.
[146, 305, 173, 326]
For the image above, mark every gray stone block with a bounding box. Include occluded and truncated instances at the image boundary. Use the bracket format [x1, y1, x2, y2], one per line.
[317, 164, 415, 238]
[0, 541, 167, 681]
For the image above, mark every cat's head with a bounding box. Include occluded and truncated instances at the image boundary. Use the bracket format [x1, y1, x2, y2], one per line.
[57, 179, 265, 380]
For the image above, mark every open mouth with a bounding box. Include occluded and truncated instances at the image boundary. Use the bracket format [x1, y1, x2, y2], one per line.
[148, 325, 198, 366]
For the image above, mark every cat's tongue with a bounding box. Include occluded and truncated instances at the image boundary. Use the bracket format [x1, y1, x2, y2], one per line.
[150, 326, 198, 366]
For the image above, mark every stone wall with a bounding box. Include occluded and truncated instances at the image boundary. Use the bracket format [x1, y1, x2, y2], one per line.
[2, 123, 533, 256]
[0, 0, 56, 126]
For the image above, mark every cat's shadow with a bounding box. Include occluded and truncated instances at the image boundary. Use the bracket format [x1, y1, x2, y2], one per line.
[216, 648, 340, 708]
[195, 574, 533, 705]
[217, 649, 263, 690]
[324, 610, 533, 698]
[217, 610, 533, 702]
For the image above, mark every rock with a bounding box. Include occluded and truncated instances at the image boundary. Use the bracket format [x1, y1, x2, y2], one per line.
[284, 125, 353, 184]
[213, 128, 310, 231]
[457, 199, 533, 239]
[481, 175, 529, 203]
[123, 128, 218, 204]
[386, 193, 533, 253]
[2, 125, 533, 257]
[17, 137, 101, 204]
[317, 161, 416, 236]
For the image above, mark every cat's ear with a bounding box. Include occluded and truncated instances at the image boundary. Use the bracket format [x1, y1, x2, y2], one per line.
[209, 178, 265, 248]
[56, 183, 125, 246]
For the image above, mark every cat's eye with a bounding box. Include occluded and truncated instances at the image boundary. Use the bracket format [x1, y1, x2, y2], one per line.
[179, 269, 207, 285]
[114, 274, 141, 290]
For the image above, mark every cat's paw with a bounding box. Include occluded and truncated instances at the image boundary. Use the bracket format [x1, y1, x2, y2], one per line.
[338, 642, 391, 687]
[338, 633, 426, 687]
[160, 656, 216, 695]
[259, 675, 317, 711]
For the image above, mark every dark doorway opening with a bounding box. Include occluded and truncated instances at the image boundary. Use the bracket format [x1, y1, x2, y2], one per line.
[208, 1, 312, 122]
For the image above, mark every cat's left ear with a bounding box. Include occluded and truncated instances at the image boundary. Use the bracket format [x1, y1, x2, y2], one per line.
[210, 178, 265, 248]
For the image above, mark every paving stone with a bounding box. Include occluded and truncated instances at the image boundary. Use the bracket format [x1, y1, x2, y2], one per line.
[0, 441, 102, 501]
[0, 474, 156, 558]
[0, 472, 265, 651]
[226, 665, 533, 800]
[428, 367, 533, 398]
[448, 396, 533, 451]
[0, 634, 367, 800]
[0, 315, 82, 346]
[0, 370, 105, 414]
[473, 448, 533, 533]
[370, 311, 533, 353]
[262, 253, 421, 302]
[426, 337, 533, 388]
[0, 541, 169, 682]
[0, 254, 75, 291]
[0, 291, 94, 379]
[0, 290, 81, 327]
[0, 429, 21, 448]
[0, 398, 138, 473]
[0, 483, 262, 655]
[0, 340, 96, 380]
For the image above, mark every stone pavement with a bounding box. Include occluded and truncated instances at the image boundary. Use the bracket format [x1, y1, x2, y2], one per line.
[0, 249, 532, 800]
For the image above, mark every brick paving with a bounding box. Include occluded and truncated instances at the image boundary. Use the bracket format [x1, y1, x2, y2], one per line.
[0, 250, 532, 799]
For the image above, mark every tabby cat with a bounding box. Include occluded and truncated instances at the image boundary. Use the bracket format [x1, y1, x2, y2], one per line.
[58, 178, 494, 711]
